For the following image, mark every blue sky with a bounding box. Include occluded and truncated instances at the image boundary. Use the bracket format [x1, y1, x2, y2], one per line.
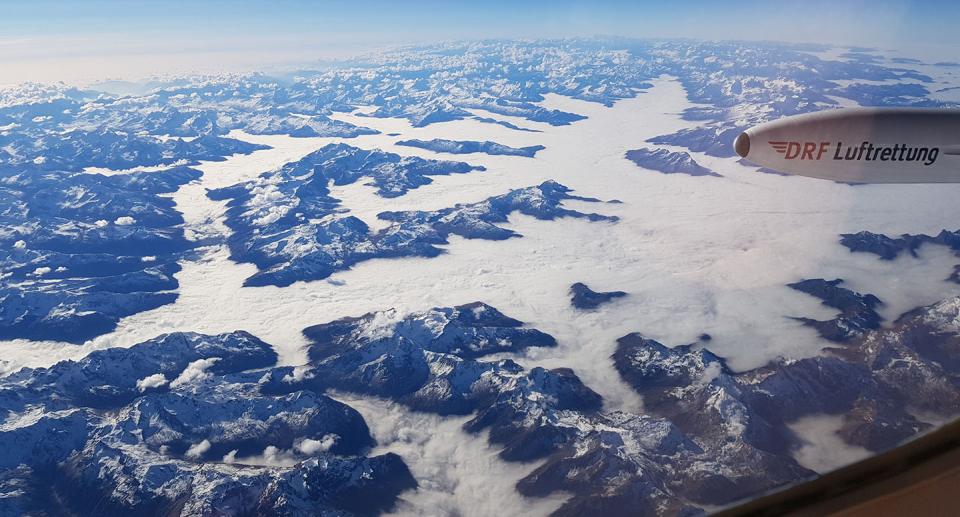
[2, 0, 958, 84]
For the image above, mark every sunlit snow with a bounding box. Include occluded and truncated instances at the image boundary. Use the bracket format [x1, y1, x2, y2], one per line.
[4, 73, 960, 516]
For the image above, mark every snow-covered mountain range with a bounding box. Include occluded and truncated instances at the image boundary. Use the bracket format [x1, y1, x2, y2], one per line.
[3, 38, 960, 516]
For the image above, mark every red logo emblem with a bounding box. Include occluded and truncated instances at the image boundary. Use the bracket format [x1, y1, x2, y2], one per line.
[769, 141, 830, 160]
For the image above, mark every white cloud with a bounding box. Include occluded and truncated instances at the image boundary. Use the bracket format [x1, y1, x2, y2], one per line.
[222, 445, 299, 467]
[261, 445, 296, 465]
[789, 414, 871, 474]
[185, 439, 211, 459]
[9, 76, 959, 392]
[94, 219, 109, 228]
[335, 393, 566, 517]
[296, 434, 338, 455]
[359, 309, 402, 341]
[169, 358, 219, 389]
[114, 216, 136, 225]
[281, 365, 311, 383]
[31, 267, 51, 276]
[697, 361, 723, 386]
[13, 240, 25, 249]
[136, 373, 168, 392]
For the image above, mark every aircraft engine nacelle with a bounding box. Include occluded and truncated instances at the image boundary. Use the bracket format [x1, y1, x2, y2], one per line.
[734, 108, 960, 183]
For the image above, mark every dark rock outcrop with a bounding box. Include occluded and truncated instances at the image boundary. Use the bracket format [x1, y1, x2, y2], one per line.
[625, 147, 720, 177]
[569, 282, 628, 310]
[788, 278, 883, 341]
[397, 138, 544, 157]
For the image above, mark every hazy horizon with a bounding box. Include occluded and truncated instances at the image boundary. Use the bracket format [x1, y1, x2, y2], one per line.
[2, 0, 958, 85]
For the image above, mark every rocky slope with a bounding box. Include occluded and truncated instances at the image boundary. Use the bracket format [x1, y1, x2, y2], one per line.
[787, 278, 883, 341]
[212, 172, 617, 286]
[624, 147, 720, 177]
[0, 166, 204, 342]
[0, 331, 415, 516]
[840, 229, 960, 260]
[569, 282, 628, 310]
[397, 138, 545, 157]
[4, 296, 960, 515]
